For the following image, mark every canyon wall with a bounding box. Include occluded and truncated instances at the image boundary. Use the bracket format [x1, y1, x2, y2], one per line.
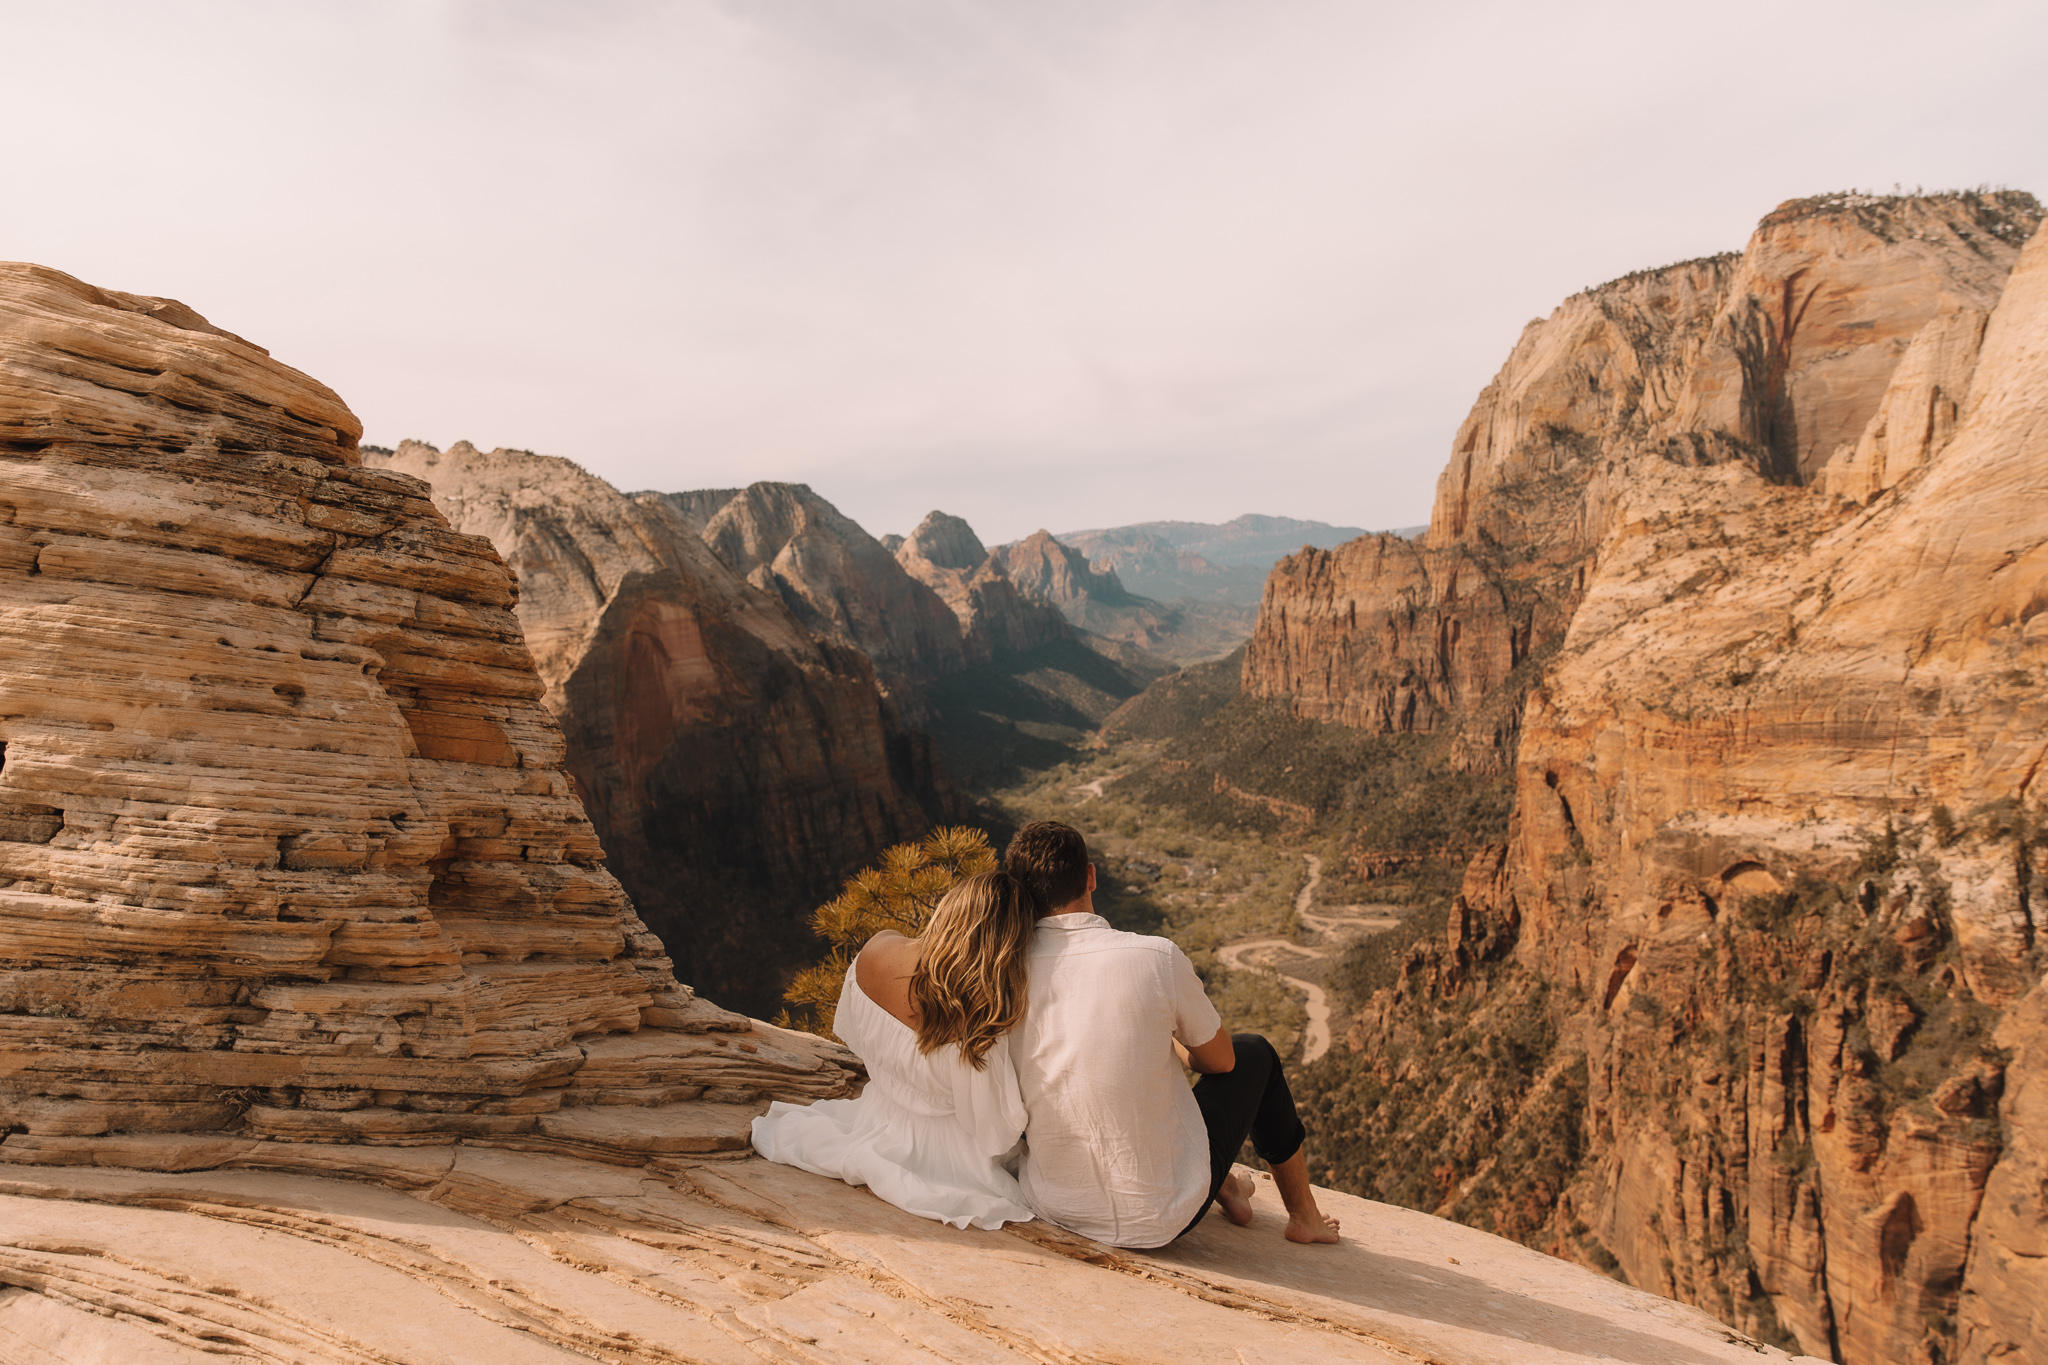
[1247, 192, 2041, 774]
[368, 445, 951, 1016]
[1300, 193, 2048, 1365]
[0, 264, 850, 1152]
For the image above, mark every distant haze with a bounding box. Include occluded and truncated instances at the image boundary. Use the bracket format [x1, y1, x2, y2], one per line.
[3, 1, 2043, 542]
[1056, 515, 1370, 566]
[1054, 514, 1371, 607]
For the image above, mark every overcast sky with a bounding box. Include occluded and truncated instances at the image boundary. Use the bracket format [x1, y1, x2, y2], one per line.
[5, 1, 2044, 543]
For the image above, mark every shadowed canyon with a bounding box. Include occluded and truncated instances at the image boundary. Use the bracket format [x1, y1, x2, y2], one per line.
[3, 187, 2046, 1364]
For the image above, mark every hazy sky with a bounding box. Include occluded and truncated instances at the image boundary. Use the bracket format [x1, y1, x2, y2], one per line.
[5, 1, 2044, 543]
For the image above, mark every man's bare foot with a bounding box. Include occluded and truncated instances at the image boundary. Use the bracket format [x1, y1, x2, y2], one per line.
[1268, 1150, 1340, 1244]
[1284, 1210, 1342, 1244]
[1216, 1171, 1257, 1226]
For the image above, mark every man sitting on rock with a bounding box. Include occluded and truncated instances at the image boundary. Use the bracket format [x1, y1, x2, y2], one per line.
[1002, 820, 1341, 1249]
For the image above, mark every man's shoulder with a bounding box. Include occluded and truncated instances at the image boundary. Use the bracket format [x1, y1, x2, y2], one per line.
[1034, 920, 1184, 960]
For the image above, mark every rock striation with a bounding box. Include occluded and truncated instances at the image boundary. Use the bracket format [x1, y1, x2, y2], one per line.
[0, 1145, 1826, 1365]
[364, 444, 952, 1017]
[1246, 191, 2042, 771]
[1292, 193, 2048, 1365]
[0, 262, 852, 1158]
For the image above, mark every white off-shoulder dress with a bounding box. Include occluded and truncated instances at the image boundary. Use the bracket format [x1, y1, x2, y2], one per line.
[750, 963, 1033, 1230]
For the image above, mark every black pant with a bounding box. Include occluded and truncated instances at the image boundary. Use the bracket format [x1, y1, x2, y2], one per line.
[1173, 1032, 1307, 1241]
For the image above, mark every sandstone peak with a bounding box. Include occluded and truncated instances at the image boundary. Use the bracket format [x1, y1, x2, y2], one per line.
[1757, 187, 2041, 244]
[901, 509, 989, 571]
[1249, 190, 2044, 752]
[698, 481, 970, 684]
[887, 510, 1072, 665]
[995, 528, 1134, 607]
[1, 261, 354, 460]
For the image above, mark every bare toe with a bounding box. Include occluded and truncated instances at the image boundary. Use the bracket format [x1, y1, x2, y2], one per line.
[1217, 1173, 1256, 1226]
[1284, 1213, 1342, 1245]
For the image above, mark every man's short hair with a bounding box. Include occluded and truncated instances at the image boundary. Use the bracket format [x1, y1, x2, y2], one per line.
[1004, 820, 1091, 912]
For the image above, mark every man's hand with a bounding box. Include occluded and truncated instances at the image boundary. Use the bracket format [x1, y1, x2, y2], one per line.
[1179, 1026, 1235, 1074]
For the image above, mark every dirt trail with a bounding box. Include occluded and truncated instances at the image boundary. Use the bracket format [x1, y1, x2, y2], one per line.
[1216, 853, 1400, 1064]
[1069, 773, 1120, 803]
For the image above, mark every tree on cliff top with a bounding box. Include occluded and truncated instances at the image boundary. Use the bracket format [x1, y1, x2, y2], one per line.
[777, 826, 998, 1039]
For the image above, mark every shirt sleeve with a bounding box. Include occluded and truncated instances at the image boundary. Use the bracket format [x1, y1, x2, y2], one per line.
[1167, 944, 1222, 1047]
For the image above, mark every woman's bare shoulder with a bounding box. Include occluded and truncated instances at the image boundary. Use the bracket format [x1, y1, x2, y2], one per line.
[855, 931, 920, 1025]
[855, 931, 916, 979]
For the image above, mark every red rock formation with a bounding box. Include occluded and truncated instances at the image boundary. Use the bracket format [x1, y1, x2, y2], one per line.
[1298, 193, 2048, 1365]
[0, 264, 850, 1156]
[368, 444, 951, 1016]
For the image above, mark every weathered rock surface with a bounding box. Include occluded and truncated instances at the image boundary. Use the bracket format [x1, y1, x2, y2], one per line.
[1246, 191, 2042, 773]
[1294, 193, 2048, 1365]
[0, 262, 852, 1155]
[0, 1145, 1825, 1365]
[365, 443, 950, 1016]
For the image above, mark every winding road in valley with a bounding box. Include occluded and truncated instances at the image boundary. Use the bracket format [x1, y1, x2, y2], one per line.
[1216, 854, 1400, 1064]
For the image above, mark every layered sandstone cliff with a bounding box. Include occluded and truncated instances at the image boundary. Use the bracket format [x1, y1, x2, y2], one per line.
[1247, 191, 2042, 770]
[366, 444, 950, 1016]
[1296, 193, 2048, 1365]
[0, 262, 852, 1160]
[1491, 207, 2048, 1365]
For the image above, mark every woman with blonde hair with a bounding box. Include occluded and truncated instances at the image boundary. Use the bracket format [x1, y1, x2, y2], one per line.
[750, 870, 1039, 1229]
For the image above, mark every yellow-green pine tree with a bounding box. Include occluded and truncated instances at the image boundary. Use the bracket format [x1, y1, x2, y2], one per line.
[778, 826, 997, 1039]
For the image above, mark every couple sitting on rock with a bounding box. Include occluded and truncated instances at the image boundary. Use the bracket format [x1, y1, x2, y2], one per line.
[753, 820, 1340, 1248]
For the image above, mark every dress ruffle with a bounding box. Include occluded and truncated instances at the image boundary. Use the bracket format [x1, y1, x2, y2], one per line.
[750, 964, 1033, 1231]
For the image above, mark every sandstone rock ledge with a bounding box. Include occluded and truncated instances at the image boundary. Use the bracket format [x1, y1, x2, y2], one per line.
[0, 1143, 1819, 1365]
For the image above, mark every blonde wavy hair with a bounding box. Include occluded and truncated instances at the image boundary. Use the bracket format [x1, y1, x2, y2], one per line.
[910, 870, 1039, 1069]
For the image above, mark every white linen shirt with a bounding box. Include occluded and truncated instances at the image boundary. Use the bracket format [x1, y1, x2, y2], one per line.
[1013, 911, 1222, 1248]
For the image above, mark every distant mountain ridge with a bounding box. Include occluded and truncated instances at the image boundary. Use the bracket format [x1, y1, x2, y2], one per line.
[1055, 514, 1375, 607]
[1059, 513, 1372, 565]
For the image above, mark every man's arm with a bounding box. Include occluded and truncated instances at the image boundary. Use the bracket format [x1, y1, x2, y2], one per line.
[1176, 1026, 1235, 1074]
